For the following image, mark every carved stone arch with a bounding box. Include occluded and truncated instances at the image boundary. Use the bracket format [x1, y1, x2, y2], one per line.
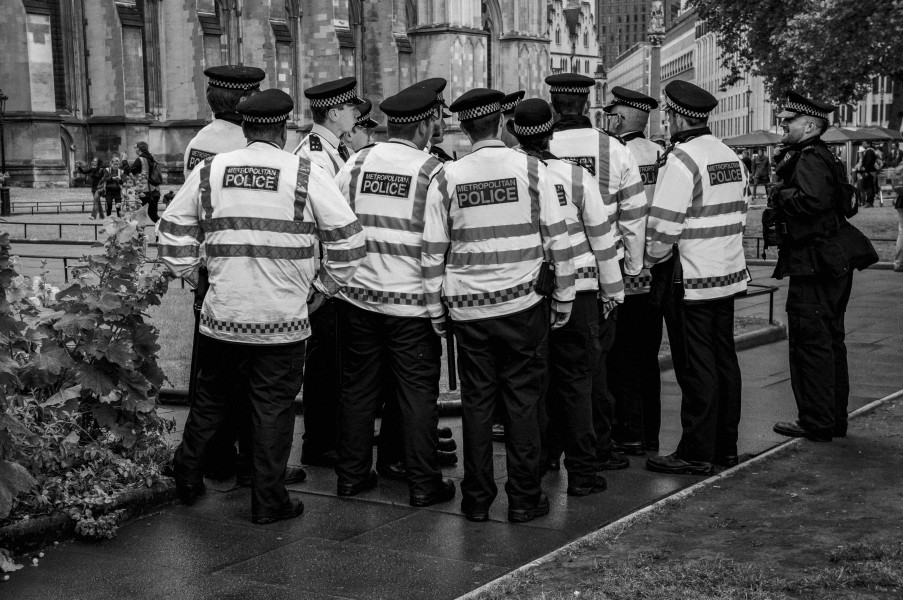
[481, 1, 502, 89]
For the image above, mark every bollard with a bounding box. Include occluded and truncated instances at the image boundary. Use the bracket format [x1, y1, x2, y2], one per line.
[0, 187, 10, 217]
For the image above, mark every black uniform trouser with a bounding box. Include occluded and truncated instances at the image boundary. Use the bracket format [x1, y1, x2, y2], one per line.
[301, 298, 341, 460]
[140, 190, 160, 222]
[663, 295, 742, 463]
[335, 302, 443, 496]
[456, 302, 547, 512]
[609, 292, 664, 446]
[375, 365, 405, 467]
[786, 272, 853, 436]
[591, 304, 618, 459]
[541, 292, 600, 486]
[173, 335, 306, 518]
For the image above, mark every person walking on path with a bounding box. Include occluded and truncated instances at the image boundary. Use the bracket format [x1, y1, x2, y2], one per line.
[74, 157, 105, 219]
[156, 89, 365, 524]
[644, 80, 749, 476]
[750, 149, 770, 198]
[124, 141, 162, 222]
[99, 157, 125, 217]
[769, 91, 878, 443]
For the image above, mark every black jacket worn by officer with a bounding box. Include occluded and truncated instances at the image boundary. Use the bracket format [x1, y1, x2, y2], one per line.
[769, 92, 878, 443]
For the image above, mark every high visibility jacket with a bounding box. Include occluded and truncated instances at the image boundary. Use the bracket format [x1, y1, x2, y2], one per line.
[293, 124, 345, 177]
[157, 141, 366, 344]
[645, 133, 749, 301]
[421, 140, 576, 322]
[182, 118, 247, 178]
[541, 153, 623, 301]
[622, 132, 664, 295]
[335, 139, 444, 318]
[549, 125, 647, 276]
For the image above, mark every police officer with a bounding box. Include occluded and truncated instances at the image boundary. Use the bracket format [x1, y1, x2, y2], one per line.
[545, 73, 647, 471]
[508, 98, 622, 496]
[603, 87, 666, 455]
[499, 90, 525, 148]
[344, 99, 379, 152]
[414, 78, 455, 163]
[293, 77, 364, 467]
[422, 88, 576, 523]
[183, 66, 265, 178]
[158, 89, 366, 523]
[332, 86, 455, 506]
[644, 80, 749, 476]
[770, 92, 877, 442]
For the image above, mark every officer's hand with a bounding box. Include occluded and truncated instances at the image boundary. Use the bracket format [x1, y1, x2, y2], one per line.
[550, 301, 572, 330]
[431, 317, 447, 338]
[307, 290, 326, 315]
[601, 299, 619, 319]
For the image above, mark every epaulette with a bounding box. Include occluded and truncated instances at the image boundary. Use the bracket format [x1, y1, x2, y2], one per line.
[430, 145, 454, 163]
[602, 129, 627, 145]
[309, 135, 322, 151]
[656, 146, 673, 168]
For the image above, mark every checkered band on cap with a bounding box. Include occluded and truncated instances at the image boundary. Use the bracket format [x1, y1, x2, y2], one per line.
[242, 113, 291, 123]
[456, 102, 501, 121]
[783, 101, 830, 120]
[618, 97, 654, 112]
[386, 107, 437, 124]
[208, 78, 259, 90]
[309, 89, 359, 108]
[666, 96, 709, 119]
[513, 118, 554, 136]
[436, 92, 445, 104]
[549, 85, 591, 94]
[501, 98, 522, 113]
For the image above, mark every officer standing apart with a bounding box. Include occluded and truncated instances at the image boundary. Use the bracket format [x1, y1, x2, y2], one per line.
[507, 99, 622, 496]
[602, 87, 666, 455]
[499, 90, 525, 148]
[644, 80, 749, 476]
[422, 89, 576, 523]
[332, 86, 455, 506]
[769, 92, 877, 442]
[158, 89, 365, 524]
[183, 66, 265, 178]
[546, 73, 647, 471]
[416, 78, 455, 163]
[293, 77, 364, 467]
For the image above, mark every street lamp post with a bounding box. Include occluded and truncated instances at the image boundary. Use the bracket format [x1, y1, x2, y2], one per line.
[745, 86, 752, 134]
[0, 90, 9, 217]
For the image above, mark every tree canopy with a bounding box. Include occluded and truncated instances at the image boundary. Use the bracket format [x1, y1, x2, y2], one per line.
[688, 0, 903, 103]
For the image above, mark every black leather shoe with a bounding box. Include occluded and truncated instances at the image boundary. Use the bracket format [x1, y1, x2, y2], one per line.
[376, 461, 407, 481]
[491, 423, 506, 442]
[237, 465, 307, 487]
[437, 450, 458, 466]
[337, 471, 378, 497]
[302, 450, 338, 467]
[597, 452, 630, 470]
[646, 453, 714, 476]
[437, 426, 452, 439]
[176, 480, 206, 506]
[567, 475, 608, 497]
[410, 478, 456, 507]
[508, 494, 550, 523]
[773, 421, 832, 442]
[463, 508, 489, 522]
[252, 500, 304, 525]
[612, 440, 646, 456]
[438, 437, 457, 452]
[833, 423, 848, 438]
[645, 439, 660, 452]
[712, 454, 739, 468]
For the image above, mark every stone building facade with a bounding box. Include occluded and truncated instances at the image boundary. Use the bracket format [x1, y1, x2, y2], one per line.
[1, 0, 551, 186]
[548, 0, 605, 129]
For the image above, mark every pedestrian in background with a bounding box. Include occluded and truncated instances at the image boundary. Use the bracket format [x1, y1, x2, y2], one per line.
[751, 149, 770, 198]
[124, 141, 162, 221]
[74, 157, 105, 219]
[99, 157, 124, 217]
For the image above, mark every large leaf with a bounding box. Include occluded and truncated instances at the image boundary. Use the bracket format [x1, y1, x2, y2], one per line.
[132, 324, 160, 359]
[119, 368, 151, 400]
[77, 362, 117, 396]
[43, 384, 83, 408]
[91, 403, 118, 429]
[104, 339, 136, 370]
[0, 460, 37, 519]
[53, 312, 98, 334]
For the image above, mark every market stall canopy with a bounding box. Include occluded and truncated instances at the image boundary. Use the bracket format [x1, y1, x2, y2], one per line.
[722, 131, 783, 147]
[860, 126, 903, 141]
[821, 127, 887, 143]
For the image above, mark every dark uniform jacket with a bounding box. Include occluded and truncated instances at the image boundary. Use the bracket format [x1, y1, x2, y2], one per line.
[772, 137, 877, 279]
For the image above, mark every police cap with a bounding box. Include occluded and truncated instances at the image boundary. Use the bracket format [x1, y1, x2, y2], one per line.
[236, 89, 294, 123]
[304, 77, 364, 108]
[506, 98, 554, 139]
[409, 78, 451, 117]
[380, 87, 440, 124]
[544, 73, 595, 95]
[664, 80, 718, 118]
[776, 91, 835, 121]
[355, 99, 379, 129]
[203, 65, 266, 90]
[603, 86, 658, 113]
[501, 90, 526, 115]
[450, 88, 505, 122]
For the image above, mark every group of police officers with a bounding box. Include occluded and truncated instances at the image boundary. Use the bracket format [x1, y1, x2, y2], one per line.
[158, 63, 812, 526]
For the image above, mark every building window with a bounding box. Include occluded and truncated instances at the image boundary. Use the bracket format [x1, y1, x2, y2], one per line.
[585, 60, 589, 73]
[575, 60, 580, 73]
[556, 27, 561, 44]
[584, 30, 588, 47]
